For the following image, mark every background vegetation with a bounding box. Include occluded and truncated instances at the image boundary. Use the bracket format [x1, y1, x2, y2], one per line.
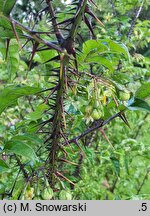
[0, 0, 150, 200]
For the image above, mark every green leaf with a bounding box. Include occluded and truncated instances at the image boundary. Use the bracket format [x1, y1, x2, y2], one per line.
[35, 50, 57, 63]
[0, 183, 5, 193]
[79, 39, 130, 71]
[4, 140, 38, 161]
[0, 15, 14, 38]
[26, 110, 43, 121]
[81, 39, 130, 59]
[0, 14, 22, 39]
[82, 40, 108, 56]
[0, 159, 9, 172]
[111, 157, 120, 176]
[6, 39, 20, 75]
[0, 0, 17, 15]
[67, 104, 77, 114]
[112, 80, 129, 92]
[135, 83, 150, 99]
[101, 39, 130, 60]
[12, 178, 25, 199]
[13, 134, 43, 147]
[86, 56, 114, 71]
[128, 98, 150, 113]
[26, 104, 48, 121]
[0, 85, 41, 114]
[80, 39, 108, 64]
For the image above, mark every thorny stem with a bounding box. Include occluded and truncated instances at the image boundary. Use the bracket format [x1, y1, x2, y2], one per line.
[46, 0, 88, 187]
[7, 0, 137, 190]
[48, 54, 69, 187]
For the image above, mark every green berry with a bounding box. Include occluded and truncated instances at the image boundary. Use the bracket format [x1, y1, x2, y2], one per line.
[119, 91, 130, 101]
[41, 187, 53, 200]
[59, 190, 72, 200]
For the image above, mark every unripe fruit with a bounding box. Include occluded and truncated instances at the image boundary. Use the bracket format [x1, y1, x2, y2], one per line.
[119, 91, 130, 101]
[24, 187, 34, 200]
[41, 187, 53, 200]
[85, 105, 92, 114]
[94, 100, 100, 109]
[59, 190, 72, 200]
[91, 109, 102, 120]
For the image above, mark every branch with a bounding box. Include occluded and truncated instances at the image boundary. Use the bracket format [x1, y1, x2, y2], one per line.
[7, 16, 64, 53]
[73, 153, 84, 177]
[66, 110, 123, 145]
[128, 0, 144, 39]
[46, 0, 64, 44]
[47, 54, 70, 187]
[9, 169, 21, 197]
[108, 0, 117, 16]
[15, 156, 28, 181]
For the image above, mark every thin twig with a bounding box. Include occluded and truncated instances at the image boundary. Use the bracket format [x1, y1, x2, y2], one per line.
[128, 0, 145, 39]
[136, 168, 150, 195]
[109, 0, 117, 16]
[6, 16, 64, 52]
[66, 110, 124, 145]
[15, 156, 29, 181]
[69, 0, 87, 40]
[110, 176, 118, 193]
[46, 0, 64, 44]
[133, 113, 149, 139]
